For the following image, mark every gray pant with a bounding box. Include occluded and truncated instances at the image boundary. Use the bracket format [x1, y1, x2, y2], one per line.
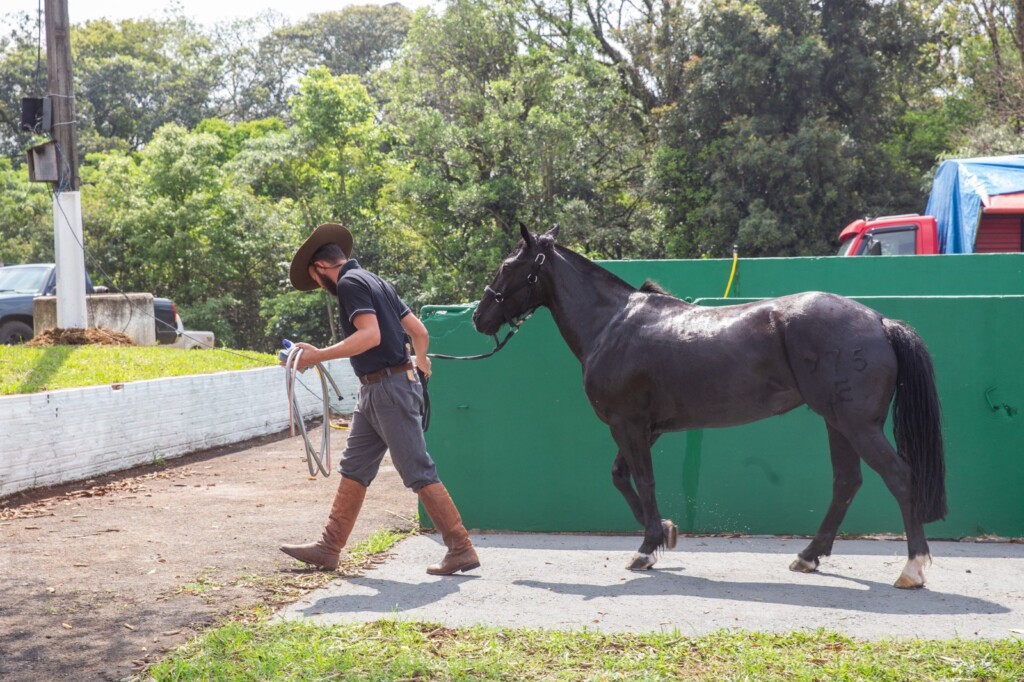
[339, 370, 440, 492]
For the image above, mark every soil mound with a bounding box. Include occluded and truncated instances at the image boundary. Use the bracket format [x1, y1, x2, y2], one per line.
[26, 327, 135, 346]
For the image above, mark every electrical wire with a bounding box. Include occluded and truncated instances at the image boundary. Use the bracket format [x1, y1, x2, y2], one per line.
[281, 345, 344, 477]
[34, 0, 43, 93]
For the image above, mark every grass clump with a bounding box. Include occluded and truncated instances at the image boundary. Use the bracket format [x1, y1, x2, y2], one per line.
[144, 622, 1024, 681]
[0, 345, 274, 395]
[236, 529, 416, 606]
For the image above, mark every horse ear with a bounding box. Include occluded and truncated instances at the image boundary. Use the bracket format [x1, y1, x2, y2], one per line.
[519, 222, 535, 246]
[545, 223, 560, 240]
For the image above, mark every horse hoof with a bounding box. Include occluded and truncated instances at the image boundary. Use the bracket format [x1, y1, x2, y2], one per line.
[893, 555, 929, 589]
[662, 519, 678, 550]
[893, 574, 925, 589]
[789, 556, 819, 573]
[627, 552, 656, 570]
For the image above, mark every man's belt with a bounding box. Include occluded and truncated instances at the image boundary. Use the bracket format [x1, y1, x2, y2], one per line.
[358, 361, 415, 386]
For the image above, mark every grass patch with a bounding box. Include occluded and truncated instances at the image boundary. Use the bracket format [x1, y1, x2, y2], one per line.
[144, 621, 1024, 681]
[236, 529, 416, 605]
[173, 569, 224, 600]
[0, 345, 274, 395]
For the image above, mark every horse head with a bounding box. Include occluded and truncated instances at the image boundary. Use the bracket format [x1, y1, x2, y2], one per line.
[473, 223, 559, 336]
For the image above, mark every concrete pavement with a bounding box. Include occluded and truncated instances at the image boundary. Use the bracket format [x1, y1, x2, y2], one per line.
[279, 534, 1024, 640]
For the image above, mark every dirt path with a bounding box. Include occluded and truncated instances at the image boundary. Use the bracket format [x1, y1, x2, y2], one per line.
[0, 426, 417, 682]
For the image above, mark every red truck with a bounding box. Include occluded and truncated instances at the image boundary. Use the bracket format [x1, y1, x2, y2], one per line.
[838, 156, 1024, 256]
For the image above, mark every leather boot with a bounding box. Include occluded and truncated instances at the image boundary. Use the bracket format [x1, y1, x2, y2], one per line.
[280, 476, 366, 570]
[418, 482, 480, 575]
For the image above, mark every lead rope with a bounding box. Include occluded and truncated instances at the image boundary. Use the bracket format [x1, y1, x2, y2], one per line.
[282, 346, 344, 477]
[419, 263, 544, 431]
[419, 315, 535, 433]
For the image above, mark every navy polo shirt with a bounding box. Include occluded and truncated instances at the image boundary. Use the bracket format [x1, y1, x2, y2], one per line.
[334, 259, 412, 377]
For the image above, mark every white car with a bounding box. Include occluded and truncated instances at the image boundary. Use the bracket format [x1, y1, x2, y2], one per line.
[166, 311, 215, 350]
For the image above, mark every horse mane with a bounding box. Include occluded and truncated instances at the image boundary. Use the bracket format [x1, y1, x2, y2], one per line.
[639, 279, 669, 295]
[552, 244, 649, 294]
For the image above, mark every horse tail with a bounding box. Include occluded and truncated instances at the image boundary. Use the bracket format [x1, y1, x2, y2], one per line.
[883, 318, 947, 523]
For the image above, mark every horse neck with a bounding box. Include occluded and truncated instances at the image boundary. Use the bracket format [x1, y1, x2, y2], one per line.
[543, 247, 634, 360]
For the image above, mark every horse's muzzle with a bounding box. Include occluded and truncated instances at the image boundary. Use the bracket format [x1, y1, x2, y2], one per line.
[471, 306, 499, 336]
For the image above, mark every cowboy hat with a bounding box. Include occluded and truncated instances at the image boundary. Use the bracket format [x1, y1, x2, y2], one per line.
[289, 223, 353, 291]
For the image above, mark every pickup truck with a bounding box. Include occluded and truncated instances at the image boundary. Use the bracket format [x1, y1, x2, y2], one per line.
[838, 155, 1024, 256]
[0, 263, 179, 345]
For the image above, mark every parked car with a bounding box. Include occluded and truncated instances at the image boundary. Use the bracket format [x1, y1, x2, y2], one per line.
[0, 263, 179, 345]
[166, 312, 216, 350]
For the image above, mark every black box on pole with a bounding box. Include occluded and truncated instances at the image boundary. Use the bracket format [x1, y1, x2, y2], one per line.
[20, 97, 52, 133]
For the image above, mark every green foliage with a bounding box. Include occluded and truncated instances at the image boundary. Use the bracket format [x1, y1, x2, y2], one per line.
[940, 0, 1024, 132]
[194, 117, 286, 163]
[233, 67, 428, 307]
[81, 123, 300, 351]
[205, 12, 299, 121]
[277, 5, 413, 78]
[378, 0, 657, 304]
[652, 0, 944, 257]
[261, 289, 336, 349]
[0, 12, 41, 159]
[0, 157, 52, 264]
[72, 15, 220, 152]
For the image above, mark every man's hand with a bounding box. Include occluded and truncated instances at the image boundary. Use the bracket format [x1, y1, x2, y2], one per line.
[279, 341, 321, 372]
[414, 353, 432, 379]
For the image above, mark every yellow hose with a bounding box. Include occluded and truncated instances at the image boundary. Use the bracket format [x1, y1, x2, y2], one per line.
[723, 245, 739, 298]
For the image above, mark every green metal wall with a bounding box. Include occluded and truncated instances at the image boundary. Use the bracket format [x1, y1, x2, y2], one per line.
[421, 254, 1024, 538]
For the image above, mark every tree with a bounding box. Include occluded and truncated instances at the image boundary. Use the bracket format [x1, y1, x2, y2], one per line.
[950, 1, 1024, 121]
[649, 0, 946, 257]
[229, 67, 427, 333]
[231, 67, 394, 237]
[72, 15, 220, 152]
[81, 122, 298, 349]
[0, 11, 45, 160]
[0, 156, 52, 264]
[207, 11, 301, 122]
[376, 0, 657, 305]
[939, 0, 1024, 149]
[278, 5, 414, 78]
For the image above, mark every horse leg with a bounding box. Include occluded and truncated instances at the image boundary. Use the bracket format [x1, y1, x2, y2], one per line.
[790, 423, 863, 574]
[610, 424, 668, 570]
[612, 451, 678, 550]
[611, 454, 645, 525]
[846, 429, 932, 588]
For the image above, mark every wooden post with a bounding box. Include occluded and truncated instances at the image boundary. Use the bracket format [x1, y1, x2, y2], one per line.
[44, 0, 78, 190]
[45, 0, 87, 330]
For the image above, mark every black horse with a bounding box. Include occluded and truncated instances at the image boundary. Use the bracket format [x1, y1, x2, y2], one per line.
[473, 225, 946, 588]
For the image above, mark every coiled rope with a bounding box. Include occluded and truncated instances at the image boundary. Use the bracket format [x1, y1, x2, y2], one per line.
[281, 346, 344, 477]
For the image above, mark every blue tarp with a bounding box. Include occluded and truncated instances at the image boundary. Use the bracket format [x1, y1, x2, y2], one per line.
[924, 155, 1024, 253]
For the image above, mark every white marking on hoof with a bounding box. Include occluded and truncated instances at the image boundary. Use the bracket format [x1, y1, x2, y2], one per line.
[627, 552, 656, 571]
[789, 556, 819, 573]
[894, 554, 930, 589]
[662, 519, 678, 550]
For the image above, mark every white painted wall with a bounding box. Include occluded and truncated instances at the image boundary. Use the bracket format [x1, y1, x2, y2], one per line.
[0, 360, 358, 497]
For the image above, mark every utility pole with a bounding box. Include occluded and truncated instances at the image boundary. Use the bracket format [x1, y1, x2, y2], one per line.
[45, 0, 87, 329]
[45, 0, 78, 190]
